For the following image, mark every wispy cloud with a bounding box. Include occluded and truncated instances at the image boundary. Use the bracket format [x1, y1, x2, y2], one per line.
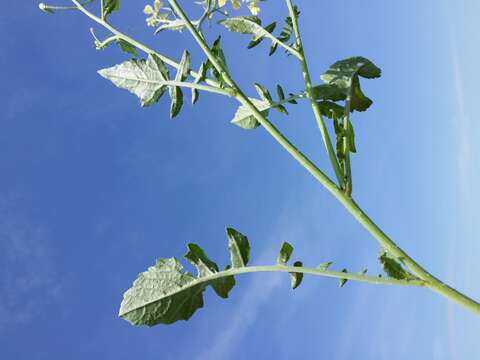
[0, 191, 61, 330]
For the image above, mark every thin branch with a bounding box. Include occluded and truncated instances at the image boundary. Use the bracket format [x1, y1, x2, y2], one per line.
[285, 0, 344, 188]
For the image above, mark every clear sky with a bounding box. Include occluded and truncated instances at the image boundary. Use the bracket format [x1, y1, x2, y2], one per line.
[1, 1, 479, 359]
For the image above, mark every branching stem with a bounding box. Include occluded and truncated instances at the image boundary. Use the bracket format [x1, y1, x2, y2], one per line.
[169, 0, 480, 315]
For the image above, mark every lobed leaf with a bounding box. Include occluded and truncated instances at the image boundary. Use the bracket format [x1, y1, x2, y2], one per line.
[98, 54, 169, 107]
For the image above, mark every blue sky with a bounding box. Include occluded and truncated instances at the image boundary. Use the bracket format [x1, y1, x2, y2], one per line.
[1, 1, 479, 359]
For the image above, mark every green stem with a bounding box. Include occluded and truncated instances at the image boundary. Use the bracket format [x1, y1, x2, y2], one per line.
[70, 0, 222, 88]
[100, 0, 104, 20]
[161, 80, 234, 96]
[286, 0, 344, 189]
[215, 265, 426, 286]
[169, 0, 480, 315]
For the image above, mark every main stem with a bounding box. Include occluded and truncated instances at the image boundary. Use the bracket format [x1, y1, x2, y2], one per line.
[169, 0, 480, 315]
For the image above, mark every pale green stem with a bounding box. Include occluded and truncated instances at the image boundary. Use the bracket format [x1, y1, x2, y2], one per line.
[70, 0, 222, 89]
[169, 0, 480, 315]
[100, 0, 104, 20]
[212, 265, 426, 287]
[161, 81, 234, 96]
[39, 0, 94, 12]
[286, 0, 344, 188]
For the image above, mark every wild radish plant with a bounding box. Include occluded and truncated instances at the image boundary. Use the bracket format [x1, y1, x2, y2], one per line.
[39, 0, 480, 326]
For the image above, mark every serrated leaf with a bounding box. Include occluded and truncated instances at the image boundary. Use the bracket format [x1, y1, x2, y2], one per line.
[184, 243, 235, 298]
[169, 50, 190, 118]
[98, 54, 169, 107]
[290, 261, 303, 289]
[231, 98, 270, 129]
[226, 227, 250, 268]
[277, 242, 293, 264]
[379, 252, 415, 280]
[318, 261, 333, 271]
[116, 39, 137, 57]
[104, 0, 120, 17]
[320, 56, 381, 112]
[339, 268, 348, 287]
[119, 258, 205, 326]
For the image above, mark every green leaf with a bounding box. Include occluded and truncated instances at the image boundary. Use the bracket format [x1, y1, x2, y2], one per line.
[270, 6, 298, 55]
[169, 50, 190, 118]
[247, 22, 276, 49]
[320, 56, 381, 112]
[104, 0, 120, 17]
[317, 101, 344, 119]
[119, 257, 205, 326]
[254, 83, 273, 103]
[98, 54, 169, 107]
[277, 242, 293, 264]
[379, 252, 415, 280]
[290, 261, 303, 289]
[273, 104, 288, 115]
[192, 62, 207, 104]
[231, 98, 270, 129]
[339, 268, 348, 287]
[312, 84, 346, 102]
[276, 85, 285, 101]
[155, 19, 187, 33]
[226, 227, 250, 268]
[346, 120, 356, 153]
[209, 37, 229, 85]
[184, 243, 235, 298]
[116, 39, 137, 57]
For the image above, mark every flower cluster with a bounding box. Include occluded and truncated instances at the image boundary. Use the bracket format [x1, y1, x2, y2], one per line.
[143, 0, 169, 27]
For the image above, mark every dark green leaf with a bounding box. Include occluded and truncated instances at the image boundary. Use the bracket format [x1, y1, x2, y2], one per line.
[290, 261, 303, 289]
[276, 85, 285, 101]
[169, 50, 190, 118]
[379, 252, 415, 280]
[273, 104, 288, 115]
[312, 84, 346, 102]
[270, 6, 298, 55]
[226, 227, 250, 268]
[104, 0, 120, 17]
[98, 54, 169, 107]
[209, 37, 228, 85]
[320, 56, 381, 112]
[347, 120, 356, 153]
[339, 268, 348, 287]
[277, 242, 293, 264]
[317, 100, 344, 119]
[184, 243, 235, 298]
[116, 39, 137, 57]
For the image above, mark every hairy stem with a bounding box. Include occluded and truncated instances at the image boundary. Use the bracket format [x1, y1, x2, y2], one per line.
[169, 0, 480, 315]
[286, 0, 344, 188]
